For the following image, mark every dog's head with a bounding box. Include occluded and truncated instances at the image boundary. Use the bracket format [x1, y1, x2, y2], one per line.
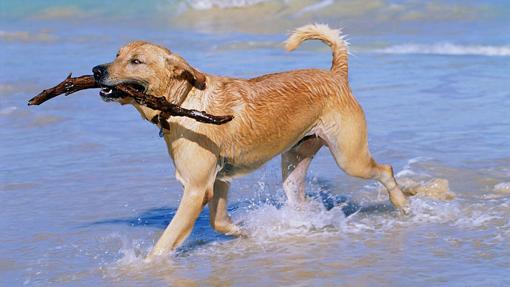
[93, 41, 206, 105]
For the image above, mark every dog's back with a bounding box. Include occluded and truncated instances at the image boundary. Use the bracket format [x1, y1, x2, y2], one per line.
[145, 24, 410, 258]
[205, 25, 360, 178]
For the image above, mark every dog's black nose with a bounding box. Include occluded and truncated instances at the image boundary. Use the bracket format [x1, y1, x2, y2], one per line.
[92, 65, 107, 81]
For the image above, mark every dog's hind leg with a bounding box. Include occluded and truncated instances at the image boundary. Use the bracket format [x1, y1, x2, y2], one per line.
[320, 112, 410, 214]
[281, 136, 324, 206]
[208, 180, 243, 236]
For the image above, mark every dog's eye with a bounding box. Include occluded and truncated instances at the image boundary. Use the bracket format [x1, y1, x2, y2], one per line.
[115, 53, 120, 58]
[130, 59, 143, 65]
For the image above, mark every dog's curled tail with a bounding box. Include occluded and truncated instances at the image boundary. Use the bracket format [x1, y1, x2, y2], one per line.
[285, 23, 348, 80]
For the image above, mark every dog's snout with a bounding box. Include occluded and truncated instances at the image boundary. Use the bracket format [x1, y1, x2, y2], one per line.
[92, 65, 108, 82]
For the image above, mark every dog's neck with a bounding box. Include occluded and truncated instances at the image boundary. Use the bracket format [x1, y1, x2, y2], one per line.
[131, 78, 211, 125]
[179, 86, 209, 110]
[132, 103, 160, 123]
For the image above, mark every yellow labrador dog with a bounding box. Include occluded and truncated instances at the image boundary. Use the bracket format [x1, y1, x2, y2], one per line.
[92, 24, 410, 260]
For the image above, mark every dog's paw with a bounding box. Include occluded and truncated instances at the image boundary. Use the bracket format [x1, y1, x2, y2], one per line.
[226, 224, 248, 238]
[399, 205, 412, 216]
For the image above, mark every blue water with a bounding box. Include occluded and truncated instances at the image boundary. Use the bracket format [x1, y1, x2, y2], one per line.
[1, 1, 510, 286]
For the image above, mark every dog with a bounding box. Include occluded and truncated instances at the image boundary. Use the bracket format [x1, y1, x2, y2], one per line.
[92, 24, 410, 260]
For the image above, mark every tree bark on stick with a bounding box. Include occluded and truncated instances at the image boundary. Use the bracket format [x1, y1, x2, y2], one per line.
[28, 74, 233, 125]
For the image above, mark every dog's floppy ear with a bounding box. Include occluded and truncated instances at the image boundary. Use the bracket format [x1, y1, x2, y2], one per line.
[166, 54, 206, 90]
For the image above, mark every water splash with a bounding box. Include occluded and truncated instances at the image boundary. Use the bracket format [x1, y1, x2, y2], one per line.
[235, 200, 348, 240]
[102, 157, 509, 285]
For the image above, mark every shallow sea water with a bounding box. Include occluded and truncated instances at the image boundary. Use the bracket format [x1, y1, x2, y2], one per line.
[1, 1, 510, 286]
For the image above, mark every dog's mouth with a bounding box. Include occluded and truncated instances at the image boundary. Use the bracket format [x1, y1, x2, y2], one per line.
[99, 83, 146, 101]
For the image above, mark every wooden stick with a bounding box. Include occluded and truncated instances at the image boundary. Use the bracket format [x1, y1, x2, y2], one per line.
[27, 74, 233, 125]
[115, 85, 234, 125]
[28, 73, 98, 105]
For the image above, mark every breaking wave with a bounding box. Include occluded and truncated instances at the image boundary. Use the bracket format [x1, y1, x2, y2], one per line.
[376, 43, 510, 57]
[185, 0, 271, 9]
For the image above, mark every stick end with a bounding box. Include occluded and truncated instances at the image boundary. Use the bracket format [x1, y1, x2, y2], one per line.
[216, 115, 234, 124]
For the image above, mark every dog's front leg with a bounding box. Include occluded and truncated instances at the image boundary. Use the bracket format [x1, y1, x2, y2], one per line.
[146, 146, 217, 261]
[146, 184, 210, 260]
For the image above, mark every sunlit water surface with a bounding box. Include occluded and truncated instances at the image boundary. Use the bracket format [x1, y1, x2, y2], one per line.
[1, 1, 509, 286]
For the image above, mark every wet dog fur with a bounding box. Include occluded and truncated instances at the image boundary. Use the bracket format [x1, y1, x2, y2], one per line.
[93, 24, 411, 260]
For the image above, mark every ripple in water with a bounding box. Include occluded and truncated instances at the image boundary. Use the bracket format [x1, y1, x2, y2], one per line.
[103, 158, 510, 285]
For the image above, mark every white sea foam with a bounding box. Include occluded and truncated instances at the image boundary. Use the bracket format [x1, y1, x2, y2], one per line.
[493, 182, 510, 193]
[0, 106, 17, 115]
[377, 43, 510, 57]
[186, 0, 270, 9]
[294, 0, 334, 17]
[485, 182, 510, 199]
[397, 156, 432, 177]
